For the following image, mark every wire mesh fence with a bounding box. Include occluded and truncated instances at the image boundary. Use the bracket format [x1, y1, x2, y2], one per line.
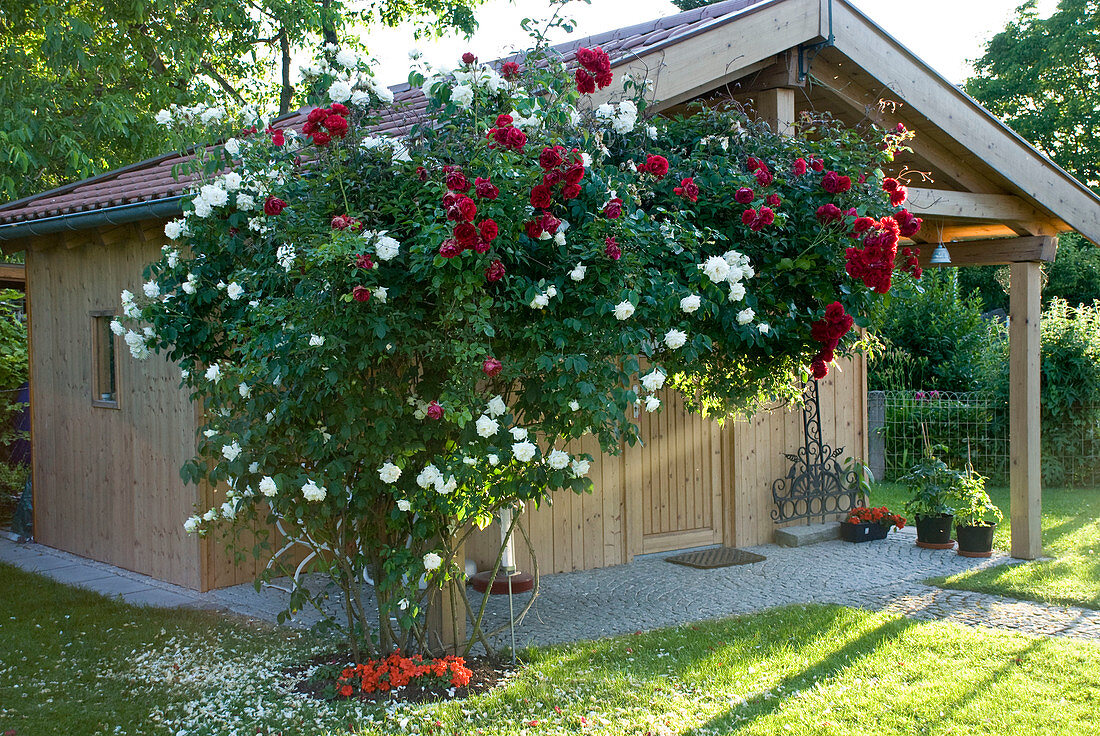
[0, 387, 30, 532]
[870, 390, 1100, 488]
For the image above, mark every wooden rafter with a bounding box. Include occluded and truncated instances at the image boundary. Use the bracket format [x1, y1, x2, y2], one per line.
[913, 235, 1058, 268]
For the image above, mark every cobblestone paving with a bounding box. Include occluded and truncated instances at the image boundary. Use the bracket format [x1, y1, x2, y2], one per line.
[5, 528, 1099, 646]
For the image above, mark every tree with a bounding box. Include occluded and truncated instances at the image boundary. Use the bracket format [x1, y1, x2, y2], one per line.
[0, 0, 483, 201]
[114, 38, 916, 660]
[966, 0, 1100, 188]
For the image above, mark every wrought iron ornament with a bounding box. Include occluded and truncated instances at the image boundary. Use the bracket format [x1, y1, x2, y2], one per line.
[771, 380, 860, 524]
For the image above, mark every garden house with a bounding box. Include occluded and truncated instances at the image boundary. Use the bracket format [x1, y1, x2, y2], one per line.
[1, 0, 1096, 592]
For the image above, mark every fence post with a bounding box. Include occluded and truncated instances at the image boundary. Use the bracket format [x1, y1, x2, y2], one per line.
[867, 391, 885, 482]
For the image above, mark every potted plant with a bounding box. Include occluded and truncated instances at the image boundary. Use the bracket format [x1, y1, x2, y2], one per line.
[952, 466, 1002, 557]
[840, 505, 906, 542]
[898, 445, 962, 549]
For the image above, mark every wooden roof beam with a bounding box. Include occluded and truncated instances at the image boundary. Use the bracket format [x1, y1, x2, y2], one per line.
[905, 187, 1068, 237]
[914, 235, 1058, 268]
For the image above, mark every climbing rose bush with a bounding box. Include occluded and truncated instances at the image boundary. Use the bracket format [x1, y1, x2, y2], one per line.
[115, 38, 920, 657]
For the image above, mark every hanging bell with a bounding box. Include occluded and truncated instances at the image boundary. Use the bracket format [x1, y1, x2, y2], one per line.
[929, 243, 952, 264]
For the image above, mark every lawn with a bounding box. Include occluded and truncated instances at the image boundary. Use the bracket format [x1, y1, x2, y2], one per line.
[871, 483, 1100, 610]
[2, 563, 1099, 735]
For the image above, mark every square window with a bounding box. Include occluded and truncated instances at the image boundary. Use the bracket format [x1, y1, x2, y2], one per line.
[91, 312, 118, 408]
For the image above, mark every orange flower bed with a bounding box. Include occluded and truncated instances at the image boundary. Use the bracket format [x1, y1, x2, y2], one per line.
[845, 505, 905, 530]
[336, 652, 472, 696]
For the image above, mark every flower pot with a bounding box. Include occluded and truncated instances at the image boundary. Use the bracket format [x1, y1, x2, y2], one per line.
[956, 523, 996, 558]
[840, 521, 889, 543]
[915, 514, 955, 549]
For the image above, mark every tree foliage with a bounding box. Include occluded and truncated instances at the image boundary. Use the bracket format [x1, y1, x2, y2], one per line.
[0, 0, 483, 201]
[966, 0, 1100, 187]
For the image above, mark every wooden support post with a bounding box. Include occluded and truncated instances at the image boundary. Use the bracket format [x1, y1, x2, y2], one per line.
[1009, 262, 1042, 560]
[756, 88, 796, 136]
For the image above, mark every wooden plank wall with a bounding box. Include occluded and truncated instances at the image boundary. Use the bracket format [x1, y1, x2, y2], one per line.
[466, 353, 867, 574]
[27, 223, 204, 589]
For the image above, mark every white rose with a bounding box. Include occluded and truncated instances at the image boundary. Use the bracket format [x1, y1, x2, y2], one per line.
[238, 382, 250, 398]
[378, 462, 402, 484]
[220, 501, 236, 520]
[680, 294, 701, 313]
[451, 84, 474, 108]
[301, 480, 327, 502]
[569, 263, 587, 282]
[416, 464, 441, 489]
[221, 442, 242, 462]
[143, 280, 160, 299]
[423, 552, 443, 571]
[183, 516, 200, 534]
[397, 500, 411, 512]
[512, 441, 537, 462]
[570, 458, 591, 477]
[737, 308, 756, 325]
[328, 80, 353, 102]
[759, 323, 771, 335]
[164, 219, 189, 240]
[701, 255, 731, 284]
[509, 427, 528, 441]
[155, 109, 172, 126]
[309, 334, 325, 347]
[568, 400, 580, 411]
[641, 369, 666, 392]
[728, 283, 746, 302]
[488, 453, 500, 466]
[476, 415, 500, 438]
[109, 319, 125, 336]
[374, 234, 401, 261]
[192, 198, 213, 219]
[530, 293, 549, 309]
[226, 282, 244, 300]
[335, 49, 357, 68]
[222, 172, 243, 191]
[259, 476, 277, 497]
[664, 329, 687, 349]
[198, 183, 228, 208]
[374, 286, 388, 303]
[613, 301, 635, 320]
[235, 193, 255, 211]
[547, 450, 570, 470]
[645, 396, 661, 412]
[487, 395, 507, 417]
[545, 285, 557, 299]
[205, 364, 222, 383]
[224, 137, 241, 156]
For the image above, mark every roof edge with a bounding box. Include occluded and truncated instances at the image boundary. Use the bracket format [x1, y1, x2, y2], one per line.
[0, 198, 182, 246]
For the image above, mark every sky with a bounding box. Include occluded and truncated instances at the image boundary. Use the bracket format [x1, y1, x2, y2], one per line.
[358, 0, 1060, 87]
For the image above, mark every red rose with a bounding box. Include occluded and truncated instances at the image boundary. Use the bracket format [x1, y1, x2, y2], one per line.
[263, 196, 286, 216]
[530, 184, 553, 209]
[893, 209, 922, 238]
[312, 131, 331, 146]
[485, 259, 506, 282]
[330, 103, 349, 115]
[741, 208, 756, 225]
[446, 170, 470, 192]
[889, 186, 908, 206]
[605, 236, 621, 261]
[482, 357, 502, 377]
[539, 146, 565, 170]
[524, 220, 543, 239]
[474, 177, 499, 200]
[453, 223, 478, 247]
[754, 168, 774, 187]
[811, 358, 829, 380]
[324, 114, 348, 138]
[478, 219, 498, 242]
[575, 68, 596, 94]
[734, 187, 754, 204]
[307, 108, 327, 124]
[746, 157, 763, 172]
[426, 401, 443, 420]
[810, 157, 825, 172]
[757, 206, 775, 226]
[766, 193, 781, 208]
[792, 158, 807, 176]
[595, 70, 613, 88]
[501, 61, 521, 79]
[355, 253, 374, 269]
[473, 239, 491, 253]
[815, 203, 843, 224]
[461, 52, 477, 65]
[456, 195, 477, 222]
[643, 154, 669, 179]
[439, 241, 461, 258]
[505, 126, 526, 150]
[495, 113, 513, 127]
[563, 183, 581, 199]
[673, 177, 699, 202]
[603, 197, 624, 219]
[270, 129, 285, 147]
[416, 166, 428, 181]
[352, 285, 371, 302]
[539, 212, 561, 234]
[576, 47, 597, 69]
[565, 163, 585, 184]
[542, 169, 564, 187]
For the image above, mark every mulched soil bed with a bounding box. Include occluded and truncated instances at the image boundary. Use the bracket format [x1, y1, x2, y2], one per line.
[291, 654, 513, 705]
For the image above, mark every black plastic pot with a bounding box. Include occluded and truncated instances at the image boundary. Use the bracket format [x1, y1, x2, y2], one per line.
[956, 523, 996, 557]
[840, 522, 889, 543]
[915, 514, 954, 546]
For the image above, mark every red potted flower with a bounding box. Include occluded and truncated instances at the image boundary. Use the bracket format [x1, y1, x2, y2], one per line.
[841, 505, 905, 543]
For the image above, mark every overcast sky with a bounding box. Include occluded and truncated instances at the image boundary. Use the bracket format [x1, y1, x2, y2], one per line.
[357, 0, 1059, 86]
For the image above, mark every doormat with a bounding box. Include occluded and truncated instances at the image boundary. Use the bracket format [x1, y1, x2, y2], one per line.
[665, 547, 766, 569]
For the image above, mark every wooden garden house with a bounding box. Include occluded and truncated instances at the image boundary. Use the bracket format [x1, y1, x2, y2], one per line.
[1, 0, 1095, 591]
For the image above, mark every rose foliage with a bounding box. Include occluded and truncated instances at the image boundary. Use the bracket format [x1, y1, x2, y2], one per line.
[114, 38, 921, 658]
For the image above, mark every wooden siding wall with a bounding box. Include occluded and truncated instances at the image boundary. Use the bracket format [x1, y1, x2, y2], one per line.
[27, 223, 203, 588]
[466, 352, 867, 574]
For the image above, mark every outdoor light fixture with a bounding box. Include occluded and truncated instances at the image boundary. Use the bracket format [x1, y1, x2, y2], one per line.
[929, 243, 952, 264]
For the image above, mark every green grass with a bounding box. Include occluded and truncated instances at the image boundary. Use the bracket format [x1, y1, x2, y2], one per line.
[871, 482, 1100, 610]
[2, 563, 1099, 735]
